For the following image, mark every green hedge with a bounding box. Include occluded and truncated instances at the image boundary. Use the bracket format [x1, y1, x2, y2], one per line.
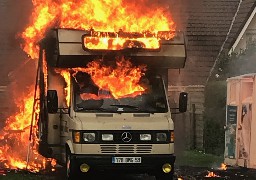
[203, 81, 226, 155]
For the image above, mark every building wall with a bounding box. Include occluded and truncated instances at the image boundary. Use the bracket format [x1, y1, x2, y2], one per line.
[168, 85, 205, 150]
[232, 11, 256, 54]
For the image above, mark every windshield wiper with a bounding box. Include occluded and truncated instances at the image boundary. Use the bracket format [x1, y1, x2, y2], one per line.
[110, 104, 139, 110]
[111, 105, 159, 114]
[76, 107, 107, 112]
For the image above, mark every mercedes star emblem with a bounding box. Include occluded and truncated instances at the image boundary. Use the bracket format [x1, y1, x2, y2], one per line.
[121, 132, 132, 142]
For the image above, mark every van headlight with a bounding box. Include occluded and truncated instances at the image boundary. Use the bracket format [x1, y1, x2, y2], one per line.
[73, 131, 81, 143]
[102, 134, 114, 141]
[140, 134, 152, 141]
[156, 133, 167, 142]
[83, 133, 96, 142]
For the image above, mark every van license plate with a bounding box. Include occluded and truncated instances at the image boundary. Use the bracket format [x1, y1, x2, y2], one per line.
[112, 157, 141, 163]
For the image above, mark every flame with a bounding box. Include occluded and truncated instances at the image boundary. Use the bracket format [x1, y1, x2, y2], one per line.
[43, 50, 48, 96]
[205, 171, 220, 177]
[219, 163, 227, 170]
[53, 69, 71, 107]
[52, 57, 147, 105]
[83, 31, 176, 50]
[59, 0, 174, 31]
[0, 87, 53, 172]
[84, 36, 160, 50]
[21, 1, 57, 59]
[10, 0, 175, 172]
[80, 93, 102, 100]
[21, 0, 175, 59]
[73, 57, 146, 99]
[59, 70, 71, 107]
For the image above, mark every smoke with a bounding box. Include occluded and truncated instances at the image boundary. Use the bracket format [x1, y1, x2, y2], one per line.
[126, 0, 194, 31]
[0, 0, 35, 125]
[167, 0, 190, 31]
[226, 51, 256, 78]
[48, 70, 66, 108]
[0, 1, 34, 88]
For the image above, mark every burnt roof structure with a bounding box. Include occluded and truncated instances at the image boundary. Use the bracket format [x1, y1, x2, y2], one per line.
[168, 0, 256, 86]
[43, 29, 186, 69]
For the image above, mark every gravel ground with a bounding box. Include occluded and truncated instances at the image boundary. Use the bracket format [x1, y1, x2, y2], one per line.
[175, 166, 256, 180]
[1, 166, 256, 180]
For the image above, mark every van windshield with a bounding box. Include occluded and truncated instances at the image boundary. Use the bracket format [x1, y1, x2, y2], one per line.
[74, 72, 168, 113]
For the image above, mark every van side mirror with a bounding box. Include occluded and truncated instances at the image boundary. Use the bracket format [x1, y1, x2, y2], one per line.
[47, 90, 58, 113]
[179, 92, 188, 113]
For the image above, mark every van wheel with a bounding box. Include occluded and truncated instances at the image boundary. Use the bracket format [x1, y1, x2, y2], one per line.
[66, 147, 77, 180]
[155, 173, 173, 180]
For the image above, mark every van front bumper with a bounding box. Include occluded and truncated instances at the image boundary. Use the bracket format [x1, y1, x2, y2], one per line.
[70, 154, 175, 174]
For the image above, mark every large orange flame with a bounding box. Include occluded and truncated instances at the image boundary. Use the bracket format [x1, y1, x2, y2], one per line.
[57, 57, 146, 104]
[73, 57, 146, 99]
[21, 0, 175, 59]
[0, 87, 54, 172]
[4, 0, 175, 172]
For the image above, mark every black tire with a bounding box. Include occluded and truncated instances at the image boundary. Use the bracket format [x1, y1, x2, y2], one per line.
[155, 173, 174, 180]
[66, 147, 77, 180]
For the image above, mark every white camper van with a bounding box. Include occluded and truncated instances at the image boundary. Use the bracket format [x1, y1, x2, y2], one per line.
[36, 29, 187, 180]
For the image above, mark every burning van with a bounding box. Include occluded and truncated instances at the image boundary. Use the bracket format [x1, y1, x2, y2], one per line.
[36, 28, 187, 180]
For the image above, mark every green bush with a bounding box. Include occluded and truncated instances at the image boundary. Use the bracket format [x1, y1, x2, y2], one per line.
[203, 81, 226, 155]
[204, 119, 225, 155]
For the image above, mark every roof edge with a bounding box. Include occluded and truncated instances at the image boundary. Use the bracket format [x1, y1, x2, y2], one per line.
[228, 3, 256, 54]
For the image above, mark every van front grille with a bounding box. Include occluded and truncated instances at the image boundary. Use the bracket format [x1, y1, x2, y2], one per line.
[100, 144, 152, 154]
